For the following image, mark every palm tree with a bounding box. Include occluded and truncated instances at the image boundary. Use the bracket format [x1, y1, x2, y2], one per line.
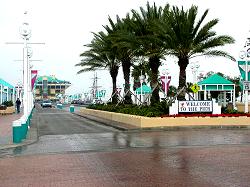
[104, 15, 133, 104]
[158, 5, 235, 100]
[76, 31, 120, 103]
[104, 15, 137, 104]
[130, 2, 168, 104]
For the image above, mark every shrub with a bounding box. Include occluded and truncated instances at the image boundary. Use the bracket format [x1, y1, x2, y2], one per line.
[86, 101, 169, 117]
[2, 101, 14, 107]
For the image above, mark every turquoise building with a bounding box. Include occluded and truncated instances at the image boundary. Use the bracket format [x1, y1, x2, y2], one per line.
[34, 75, 71, 100]
[0, 78, 15, 104]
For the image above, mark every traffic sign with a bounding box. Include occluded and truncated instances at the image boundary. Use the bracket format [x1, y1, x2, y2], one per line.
[243, 81, 250, 90]
[191, 83, 200, 93]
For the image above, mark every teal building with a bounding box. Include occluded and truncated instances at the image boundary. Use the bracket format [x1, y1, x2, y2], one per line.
[0, 78, 15, 104]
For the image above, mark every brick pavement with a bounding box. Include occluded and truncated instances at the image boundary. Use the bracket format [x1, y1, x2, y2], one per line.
[1, 146, 250, 186]
[0, 111, 22, 145]
[0, 109, 37, 149]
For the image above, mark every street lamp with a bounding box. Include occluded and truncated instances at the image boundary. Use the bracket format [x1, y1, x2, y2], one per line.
[19, 21, 31, 117]
[190, 62, 200, 100]
[239, 43, 250, 113]
[190, 63, 200, 83]
[139, 74, 145, 103]
[162, 68, 169, 97]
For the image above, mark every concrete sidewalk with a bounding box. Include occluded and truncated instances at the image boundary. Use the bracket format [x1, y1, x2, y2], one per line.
[0, 110, 38, 150]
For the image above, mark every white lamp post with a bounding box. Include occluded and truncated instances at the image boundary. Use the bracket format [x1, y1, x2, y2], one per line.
[27, 48, 33, 112]
[239, 46, 250, 113]
[191, 63, 200, 100]
[191, 63, 200, 84]
[19, 22, 31, 116]
[162, 69, 169, 97]
[139, 73, 145, 103]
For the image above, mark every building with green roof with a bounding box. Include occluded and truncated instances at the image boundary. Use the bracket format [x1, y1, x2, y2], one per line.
[198, 73, 235, 107]
[35, 75, 71, 100]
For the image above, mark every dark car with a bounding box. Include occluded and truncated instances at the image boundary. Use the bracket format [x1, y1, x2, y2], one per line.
[41, 100, 52, 108]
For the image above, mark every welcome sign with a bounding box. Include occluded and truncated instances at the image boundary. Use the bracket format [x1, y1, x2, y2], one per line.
[178, 101, 213, 113]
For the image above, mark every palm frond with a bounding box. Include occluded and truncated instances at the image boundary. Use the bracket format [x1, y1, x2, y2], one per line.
[201, 50, 236, 61]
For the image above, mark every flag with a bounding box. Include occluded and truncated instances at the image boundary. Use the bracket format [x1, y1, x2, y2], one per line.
[160, 76, 171, 92]
[31, 70, 38, 90]
[238, 61, 250, 80]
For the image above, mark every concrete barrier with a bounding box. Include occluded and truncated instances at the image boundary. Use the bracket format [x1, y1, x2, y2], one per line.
[12, 120, 22, 143]
[20, 116, 28, 139]
[57, 104, 63, 109]
[70, 105, 74, 113]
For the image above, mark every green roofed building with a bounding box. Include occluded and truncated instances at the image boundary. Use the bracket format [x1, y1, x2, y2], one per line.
[35, 75, 71, 100]
[198, 73, 235, 107]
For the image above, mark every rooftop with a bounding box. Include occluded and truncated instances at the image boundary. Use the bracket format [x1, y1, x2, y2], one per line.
[0, 78, 14, 89]
[36, 75, 71, 84]
[198, 74, 233, 85]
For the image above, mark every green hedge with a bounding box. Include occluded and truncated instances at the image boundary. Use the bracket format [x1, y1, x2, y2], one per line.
[87, 102, 244, 117]
[2, 101, 14, 107]
[87, 101, 170, 117]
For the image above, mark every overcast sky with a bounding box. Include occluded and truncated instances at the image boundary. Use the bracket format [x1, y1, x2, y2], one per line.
[0, 0, 249, 95]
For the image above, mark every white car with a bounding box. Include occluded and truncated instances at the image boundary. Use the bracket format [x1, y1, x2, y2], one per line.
[41, 100, 52, 108]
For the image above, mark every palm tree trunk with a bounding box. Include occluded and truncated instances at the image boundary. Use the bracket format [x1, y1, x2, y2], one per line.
[122, 59, 132, 104]
[110, 67, 119, 104]
[177, 58, 188, 100]
[149, 56, 161, 104]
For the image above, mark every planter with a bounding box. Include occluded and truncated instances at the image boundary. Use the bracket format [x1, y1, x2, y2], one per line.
[5, 106, 15, 114]
[79, 108, 250, 128]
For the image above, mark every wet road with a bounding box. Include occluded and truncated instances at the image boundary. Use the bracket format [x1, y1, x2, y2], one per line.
[37, 106, 118, 135]
[1, 107, 250, 186]
[1, 107, 250, 157]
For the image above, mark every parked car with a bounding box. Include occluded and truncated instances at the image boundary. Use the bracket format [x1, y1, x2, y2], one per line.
[41, 100, 52, 108]
[92, 99, 103, 104]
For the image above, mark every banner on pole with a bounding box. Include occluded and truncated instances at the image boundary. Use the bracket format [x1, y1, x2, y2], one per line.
[31, 70, 38, 90]
[160, 76, 171, 92]
[238, 61, 250, 80]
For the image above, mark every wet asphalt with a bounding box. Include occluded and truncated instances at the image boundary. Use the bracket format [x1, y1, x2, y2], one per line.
[1, 106, 250, 158]
[2, 107, 250, 186]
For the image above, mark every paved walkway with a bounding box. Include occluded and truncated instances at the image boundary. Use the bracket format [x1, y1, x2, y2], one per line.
[1, 146, 250, 186]
[0, 109, 37, 150]
[0, 111, 22, 145]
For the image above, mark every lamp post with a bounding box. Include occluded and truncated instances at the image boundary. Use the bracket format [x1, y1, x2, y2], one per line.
[239, 45, 250, 113]
[191, 63, 200, 84]
[139, 73, 145, 103]
[19, 21, 31, 116]
[191, 62, 200, 100]
[162, 69, 169, 97]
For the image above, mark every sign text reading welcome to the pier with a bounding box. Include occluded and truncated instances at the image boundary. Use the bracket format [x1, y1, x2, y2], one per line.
[178, 101, 213, 113]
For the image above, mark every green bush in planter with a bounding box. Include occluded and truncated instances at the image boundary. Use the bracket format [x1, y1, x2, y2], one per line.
[2, 101, 14, 107]
[87, 102, 169, 117]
